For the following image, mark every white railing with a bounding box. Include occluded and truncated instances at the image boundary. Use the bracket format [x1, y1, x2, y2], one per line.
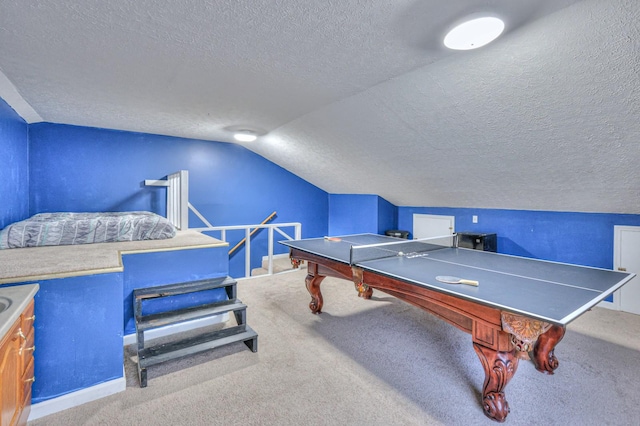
[192, 222, 302, 278]
[146, 170, 301, 278]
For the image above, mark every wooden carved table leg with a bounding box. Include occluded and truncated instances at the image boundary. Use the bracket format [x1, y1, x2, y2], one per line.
[290, 256, 303, 269]
[351, 267, 373, 299]
[501, 312, 553, 360]
[532, 325, 566, 374]
[473, 343, 519, 423]
[305, 262, 325, 314]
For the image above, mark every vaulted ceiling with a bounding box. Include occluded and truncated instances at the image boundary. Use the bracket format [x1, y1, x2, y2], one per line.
[1, 0, 638, 213]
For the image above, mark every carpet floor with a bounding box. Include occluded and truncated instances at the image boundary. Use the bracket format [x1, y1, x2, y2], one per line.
[29, 269, 640, 425]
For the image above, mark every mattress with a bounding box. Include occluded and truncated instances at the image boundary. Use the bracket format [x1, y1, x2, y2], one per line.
[0, 211, 176, 249]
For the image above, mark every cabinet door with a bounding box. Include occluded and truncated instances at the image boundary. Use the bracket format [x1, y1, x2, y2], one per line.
[0, 321, 22, 426]
[19, 327, 35, 425]
[20, 300, 36, 372]
[18, 357, 34, 426]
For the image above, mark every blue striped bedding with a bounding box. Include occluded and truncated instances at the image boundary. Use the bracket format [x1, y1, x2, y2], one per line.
[0, 212, 176, 249]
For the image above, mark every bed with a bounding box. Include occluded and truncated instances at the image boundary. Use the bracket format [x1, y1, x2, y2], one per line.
[0, 212, 176, 249]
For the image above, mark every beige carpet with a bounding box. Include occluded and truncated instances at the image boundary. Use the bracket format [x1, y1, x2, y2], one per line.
[29, 269, 640, 425]
[0, 230, 226, 284]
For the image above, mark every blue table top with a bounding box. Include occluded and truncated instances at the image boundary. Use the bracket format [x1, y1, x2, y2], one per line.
[281, 233, 634, 325]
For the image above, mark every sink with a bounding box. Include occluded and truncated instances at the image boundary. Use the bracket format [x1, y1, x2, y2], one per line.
[0, 296, 11, 313]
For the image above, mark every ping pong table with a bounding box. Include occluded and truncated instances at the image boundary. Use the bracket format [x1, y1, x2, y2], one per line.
[279, 233, 635, 422]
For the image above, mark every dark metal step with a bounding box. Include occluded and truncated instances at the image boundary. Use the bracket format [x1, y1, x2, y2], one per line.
[138, 325, 258, 368]
[133, 276, 237, 300]
[135, 300, 247, 332]
[133, 275, 257, 387]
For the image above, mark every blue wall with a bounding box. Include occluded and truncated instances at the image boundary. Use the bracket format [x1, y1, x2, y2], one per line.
[6, 115, 640, 276]
[329, 194, 378, 235]
[328, 194, 397, 236]
[0, 98, 29, 229]
[28, 123, 329, 277]
[399, 207, 640, 269]
[377, 196, 397, 234]
[10, 273, 124, 404]
[122, 247, 229, 334]
[6, 245, 228, 404]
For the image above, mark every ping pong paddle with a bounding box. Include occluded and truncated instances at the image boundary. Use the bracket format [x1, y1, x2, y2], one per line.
[324, 236, 342, 242]
[436, 276, 479, 287]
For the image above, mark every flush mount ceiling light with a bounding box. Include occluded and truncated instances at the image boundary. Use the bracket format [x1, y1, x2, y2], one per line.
[444, 16, 505, 50]
[233, 130, 258, 142]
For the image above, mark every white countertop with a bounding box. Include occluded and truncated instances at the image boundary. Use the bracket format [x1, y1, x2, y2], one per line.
[0, 284, 39, 338]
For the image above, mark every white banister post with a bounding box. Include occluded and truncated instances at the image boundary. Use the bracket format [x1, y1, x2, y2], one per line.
[245, 228, 251, 278]
[178, 170, 189, 230]
[268, 227, 274, 275]
[221, 229, 226, 242]
[169, 174, 177, 227]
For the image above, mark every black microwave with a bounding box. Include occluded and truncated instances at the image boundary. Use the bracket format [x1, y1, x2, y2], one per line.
[456, 232, 497, 252]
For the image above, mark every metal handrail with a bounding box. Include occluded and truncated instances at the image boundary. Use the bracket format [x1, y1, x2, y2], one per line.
[191, 222, 302, 278]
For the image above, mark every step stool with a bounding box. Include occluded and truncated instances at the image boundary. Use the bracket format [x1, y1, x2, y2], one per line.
[133, 276, 258, 387]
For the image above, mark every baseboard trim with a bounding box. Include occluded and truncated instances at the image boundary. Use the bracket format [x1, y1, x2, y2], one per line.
[123, 313, 229, 346]
[28, 375, 126, 421]
[30, 315, 231, 421]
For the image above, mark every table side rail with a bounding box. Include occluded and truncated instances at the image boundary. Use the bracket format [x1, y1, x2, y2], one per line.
[361, 269, 502, 331]
[290, 248, 353, 280]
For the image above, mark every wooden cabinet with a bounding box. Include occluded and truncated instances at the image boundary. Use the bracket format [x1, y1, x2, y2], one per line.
[0, 319, 21, 426]
[0, 299, 35, 426]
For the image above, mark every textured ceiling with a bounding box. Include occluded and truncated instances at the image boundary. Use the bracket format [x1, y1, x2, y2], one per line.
[1, 0, 638, 213]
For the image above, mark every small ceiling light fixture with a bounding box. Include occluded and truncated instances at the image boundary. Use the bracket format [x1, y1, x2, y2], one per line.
[444, 16, 505, 50]
[233, 130, 258, 142]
